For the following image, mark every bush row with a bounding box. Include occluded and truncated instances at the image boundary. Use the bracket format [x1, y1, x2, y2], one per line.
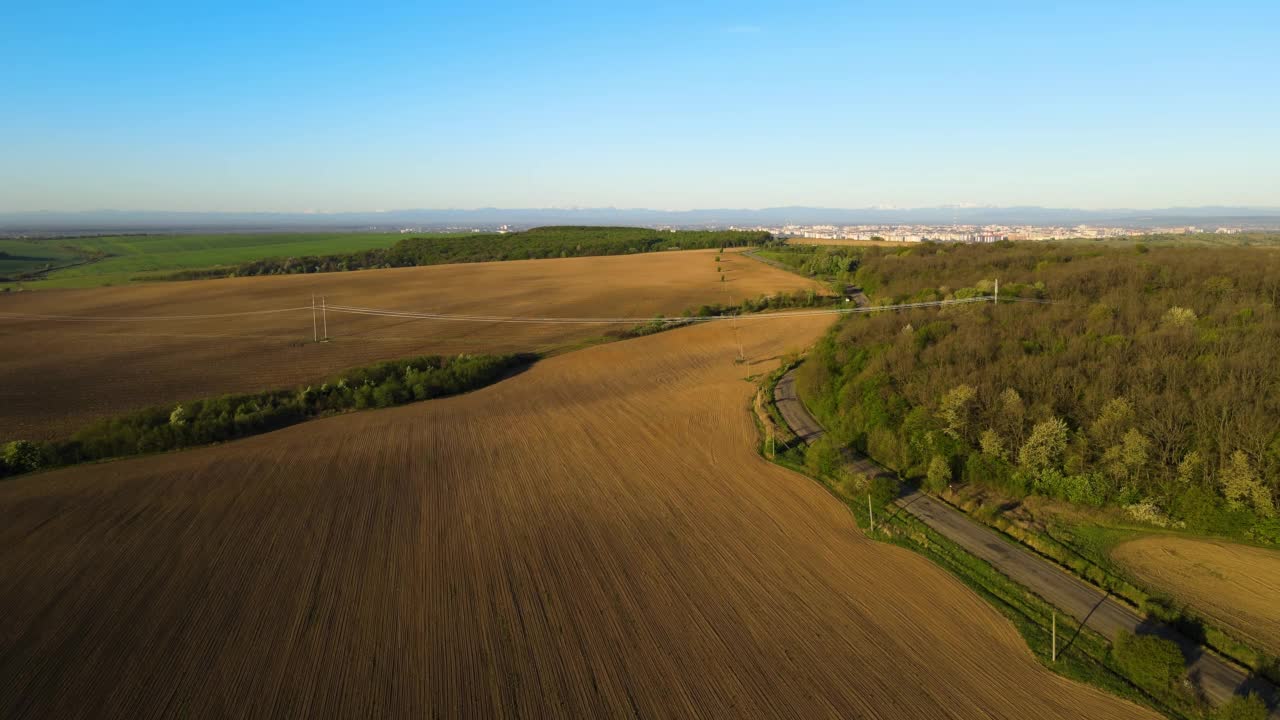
[0, 352, 535, 479]
[162, 226, 770, 280]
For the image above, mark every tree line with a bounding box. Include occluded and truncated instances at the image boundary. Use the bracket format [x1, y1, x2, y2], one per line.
[162, 226, 771, 280]
[752, 242, 862, 291]
[796, 241, 1280, 543]
[606, 290, 838, 340]
[0, 352, 534, 479]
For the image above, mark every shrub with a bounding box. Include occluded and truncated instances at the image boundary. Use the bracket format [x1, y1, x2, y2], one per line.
[1111, 631, 1186, 692]
[926, 455, 952, 492]
[1124, 498, 1173, 528]
[804, 436, 842, 479]
[869, 473, 902, 510]
[1215, 693, 1268, 720]
[834, 471, 869, 501]
[964, 452, 1019, 496]
[3, 440, 41, 474]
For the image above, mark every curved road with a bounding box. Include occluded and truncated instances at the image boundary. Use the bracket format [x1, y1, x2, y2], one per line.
[773, 368, 1279, 717]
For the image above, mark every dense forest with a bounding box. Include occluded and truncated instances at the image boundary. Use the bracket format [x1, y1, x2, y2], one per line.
[794, 241, 1280, 542]
[0, 352, 534, 478]
[163, 226, 770, 280]
[1087, 231, 1280, 248]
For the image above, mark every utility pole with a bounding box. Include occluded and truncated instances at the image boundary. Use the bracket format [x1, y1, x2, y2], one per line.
[1049, 607, 1059, 661]
[994, 278, 999, 306]
[727, 291, 746, 376]
[868, 494, 875, 534]
[311, 295, 318, 343]
[322, 296, 329, 341]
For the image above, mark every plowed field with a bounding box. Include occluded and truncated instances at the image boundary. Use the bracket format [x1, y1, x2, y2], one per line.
[0, 316, 1153, 719]
[1114, 535, 1280, 652]
[0, 249, 807, 439]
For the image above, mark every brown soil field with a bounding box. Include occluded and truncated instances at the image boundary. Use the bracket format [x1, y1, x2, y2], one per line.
[0, 317, 1154, 719]
[0, 249, 811, 440]
[1114, 535, 1280, 652]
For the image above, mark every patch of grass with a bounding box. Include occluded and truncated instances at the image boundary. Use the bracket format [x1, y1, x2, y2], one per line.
[0, 238, 88, 277]
[1055, 522, 1145, 566]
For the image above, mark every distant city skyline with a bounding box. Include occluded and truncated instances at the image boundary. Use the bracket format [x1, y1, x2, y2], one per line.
[5, 204, 1280, 236]
[4, 1, 1278, 212]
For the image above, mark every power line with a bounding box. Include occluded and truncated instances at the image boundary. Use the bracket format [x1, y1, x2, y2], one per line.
[323, 295, 1015, 325]
[0, 306, 312, 322]
[0, 294, 1048, 326]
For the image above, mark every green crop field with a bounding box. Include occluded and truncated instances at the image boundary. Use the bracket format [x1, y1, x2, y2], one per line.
[0, 239, 86, 278]
[0, 232, 418, 289]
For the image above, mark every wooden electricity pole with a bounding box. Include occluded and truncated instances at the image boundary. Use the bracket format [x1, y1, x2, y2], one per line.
[322, 296, 329, 341]
[994, 278, 999, 306]
[1049, 607, 1059, 661]
[868, 494, 875, 533]
[311, 295, 318, 343]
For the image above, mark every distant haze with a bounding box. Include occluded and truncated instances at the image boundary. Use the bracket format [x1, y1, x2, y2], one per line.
[2, 206, 1280, 235]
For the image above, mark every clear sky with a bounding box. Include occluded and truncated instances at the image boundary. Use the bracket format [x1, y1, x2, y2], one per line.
[3, 1, 1278, 212]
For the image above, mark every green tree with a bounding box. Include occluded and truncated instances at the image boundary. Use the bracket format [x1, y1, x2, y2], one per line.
[926, 455, 952, 492]
[805, 436, 842, 478]
[1119, 429, 1149, 474]
[1219, 450, 1275, 517]
[1019, 417, 1069, 473]
[1104, 428, 1150, 484]
[997, 388, 1026, 446]
[938, 384, 976, 440]
[1090, 397, 1134, 448]
[3, 440, 41, 474]
[1176, 450, 1204, 485]
[868, 427, 908, 473]
[1162, 305, 1197, 328]
[869, 473, 901, 509]
[979, 428, 1007, 460]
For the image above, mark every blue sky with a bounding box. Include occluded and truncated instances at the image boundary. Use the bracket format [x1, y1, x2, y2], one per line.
[3, 1, 1278, 211]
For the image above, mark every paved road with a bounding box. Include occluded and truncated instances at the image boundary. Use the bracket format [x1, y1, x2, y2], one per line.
[772, 368, 1279, 716]
[773, 371, 822, 445]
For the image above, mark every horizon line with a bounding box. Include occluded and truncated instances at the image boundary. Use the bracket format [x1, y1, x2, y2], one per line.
[4, 204, 1280, 216]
